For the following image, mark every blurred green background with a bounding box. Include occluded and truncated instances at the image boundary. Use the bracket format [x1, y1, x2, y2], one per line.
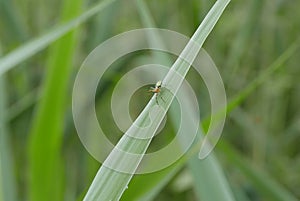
[0, 0, 299, 200]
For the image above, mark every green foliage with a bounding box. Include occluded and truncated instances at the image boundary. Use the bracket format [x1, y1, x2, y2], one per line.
[27, 0, 83, 200]
[0, 0, 299, 200]
[0, 75, 17, 201]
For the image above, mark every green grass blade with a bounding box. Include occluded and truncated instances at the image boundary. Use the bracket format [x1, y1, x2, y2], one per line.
[27, 0, 83, 200]
[124, 8, 300, 201]
[122, 28, 300, 201]
[124, 4, 300, 200]
[0, 45, 17, 201]
[0, 0, 116, 76]
[83, 1, 230, 200]
[188, 154, 234, 201]
[0, 75, 18, 201]
[133, 1, 235, 200]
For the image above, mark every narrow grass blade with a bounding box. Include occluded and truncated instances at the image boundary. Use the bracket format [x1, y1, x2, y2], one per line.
[83, 0, 230, 200]
[124, 36, 300, 201]
[133, 1, 235, 201]
[0, 76, 18, 201]
[188, 154, 235, 201]
[0, 0, 116, 76]
[27, 0, 83, 200]
[122, 30, 300, 201]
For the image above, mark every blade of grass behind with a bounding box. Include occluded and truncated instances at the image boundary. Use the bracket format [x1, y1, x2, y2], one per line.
[27, 0, 83, 200]
[0, 83, 18, 201]
[0, 50, 18, 201]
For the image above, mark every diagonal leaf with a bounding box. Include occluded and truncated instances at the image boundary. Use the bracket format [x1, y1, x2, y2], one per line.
[121, 35, 300, 201]
[127, 1, 235, 201]
[82, 0, 230, 200]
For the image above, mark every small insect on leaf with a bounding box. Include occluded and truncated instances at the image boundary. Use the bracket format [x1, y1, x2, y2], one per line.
[148, 80, 164, 104]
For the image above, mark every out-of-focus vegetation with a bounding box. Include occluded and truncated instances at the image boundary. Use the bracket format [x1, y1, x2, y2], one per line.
[0, 0, 299, 201]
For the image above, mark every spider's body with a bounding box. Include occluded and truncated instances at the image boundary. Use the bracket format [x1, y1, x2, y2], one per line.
[149, 80, 162, 93]
[148, 81, 163, 104]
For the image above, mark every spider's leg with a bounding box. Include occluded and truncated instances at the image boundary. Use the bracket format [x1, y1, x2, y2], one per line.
[148, 87, 155, 93]
[155, 94, 159, 105]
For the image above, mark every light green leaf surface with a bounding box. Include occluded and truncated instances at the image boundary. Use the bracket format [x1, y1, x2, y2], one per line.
[128, 1, 235, 201]
[1, 1, 298, 201]
[121, 33, 300, 201]
[83, 0, 230, 200]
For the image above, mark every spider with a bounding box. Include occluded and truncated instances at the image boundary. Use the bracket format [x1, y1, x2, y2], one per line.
[148, 80, 165, 104]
